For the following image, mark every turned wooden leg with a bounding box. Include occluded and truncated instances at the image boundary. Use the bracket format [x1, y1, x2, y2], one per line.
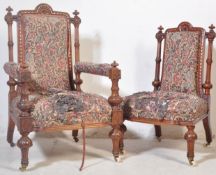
[7, 116, 15, 147]
[72, 130, 79, 142]
[17, 133, 32, 171]
[184, 126, 197, 165]
[154, 125, 162, 142]
[109, 128, 122, 162]
[120, 124, 127, 155]
[203, 116, 212, 146]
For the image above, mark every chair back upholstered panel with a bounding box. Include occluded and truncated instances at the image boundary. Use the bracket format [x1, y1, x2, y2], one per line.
[17, 4, 72, 92]
[160, 23, 205, 96]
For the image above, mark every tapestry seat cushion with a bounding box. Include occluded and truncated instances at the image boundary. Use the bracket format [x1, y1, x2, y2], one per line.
[11, 88, 112, 129]
[123, 91, 208, 122]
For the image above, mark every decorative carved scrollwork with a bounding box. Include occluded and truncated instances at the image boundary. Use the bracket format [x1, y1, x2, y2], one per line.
[35, 3, 53, 14]
[178, 21, 193, 31]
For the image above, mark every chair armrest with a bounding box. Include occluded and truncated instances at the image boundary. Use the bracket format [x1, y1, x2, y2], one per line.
[4, 62, 19, 79]
[74, 62, 112, 77]
[4, 62, 31, 82]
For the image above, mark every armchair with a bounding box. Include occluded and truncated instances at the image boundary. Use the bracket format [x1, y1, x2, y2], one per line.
[4, 4, 123, 171]
[123, 22, 215, 165]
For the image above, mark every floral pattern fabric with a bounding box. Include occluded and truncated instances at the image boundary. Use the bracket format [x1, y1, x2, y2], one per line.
[11, 88, 112, 129]
[161, 31, 204, 94]
[4, 62, 19, 79]
[22, 14, 71, 91]
[74, 62, 112, 77]
[123, 91, 207, 122]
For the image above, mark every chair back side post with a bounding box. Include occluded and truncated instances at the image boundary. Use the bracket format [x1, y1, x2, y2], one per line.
[152, 26, 164, 91]
[5, 7, 32, 133]
[203, 25, 216, 97]
[72, 10, 82, 91]
[5, 7, 14, 63]
[5, 7, 17, 105]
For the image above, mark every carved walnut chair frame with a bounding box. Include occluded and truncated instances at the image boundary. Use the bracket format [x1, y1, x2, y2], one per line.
[123, 22, 215, 165]
[4, 4, 123, 170]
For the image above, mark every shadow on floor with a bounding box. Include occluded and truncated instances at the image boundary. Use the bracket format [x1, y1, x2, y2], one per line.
[27, 127, 216, 170]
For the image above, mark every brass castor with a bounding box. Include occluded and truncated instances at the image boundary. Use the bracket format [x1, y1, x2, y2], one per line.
[188, 158, 195, 166]
[73, 137, 79, 143]
[10, 142, 16, 147]
[19, 165, 27, 171]
[114, 156, 121, 163]
[120, 149, 126, 155]
[157, 136, 162, 142]
[203, 143, 210, 147]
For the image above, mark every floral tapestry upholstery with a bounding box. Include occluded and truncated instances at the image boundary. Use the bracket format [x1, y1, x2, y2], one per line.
[3, 62, 19, 79]
[75, 62, 112, 77]
[21, 14, 71, 91]
[123, 91, 208, 122]
[11, 88, 112, 129]
[161, 31, 204, 94]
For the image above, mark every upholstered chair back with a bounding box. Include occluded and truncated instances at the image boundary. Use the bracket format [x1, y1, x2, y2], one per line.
[160, 23, 205, 96]
[17, 5, 72, 92]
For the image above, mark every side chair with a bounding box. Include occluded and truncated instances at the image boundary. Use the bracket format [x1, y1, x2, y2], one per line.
[123, 22, 215, 165]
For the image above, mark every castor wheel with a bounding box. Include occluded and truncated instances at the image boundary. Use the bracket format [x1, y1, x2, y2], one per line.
[114, 156, 121, 163]
[120, 149, 126, 155]
[188, 158, 196, 166]
[19, 165, 27, 171]
[203, 143, 210, 147]
[73, 137, 79, 142]
[157, 136, 162, 142]
[10, 142, 16, 147]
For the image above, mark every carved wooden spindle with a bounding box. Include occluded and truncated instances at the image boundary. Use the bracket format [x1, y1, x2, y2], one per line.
[5, 7, 14, 63]
[72, 10, 81, 63]
[203, 24, 215, 96]
[184, 126, 197, 165]
[202, 25, 215, 147]
[152, 25, 164, 90]
[72, 10, 82, 91]
[152, 26, 164, 141]
[108, 61, 123, 161]
[5, 6, 16, 147]
[17, 64, 33, 171]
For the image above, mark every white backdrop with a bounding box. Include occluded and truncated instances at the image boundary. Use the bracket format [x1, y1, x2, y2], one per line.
[0, 0, 215, 139]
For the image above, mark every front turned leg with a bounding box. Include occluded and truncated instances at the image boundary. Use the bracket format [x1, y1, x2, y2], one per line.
[184, 126, 197, 165]
[72, 130, 79, 142]
[120, 124, 127, 155]
[17, 133, 32, 171]
[108, 61, 123, 162]
[7, 116, 15, 147]
[110, 127, 122, 162]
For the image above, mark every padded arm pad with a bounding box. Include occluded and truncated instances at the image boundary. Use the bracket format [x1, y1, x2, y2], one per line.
[3, 62, 19, 79]
[74, 62, 112, 77]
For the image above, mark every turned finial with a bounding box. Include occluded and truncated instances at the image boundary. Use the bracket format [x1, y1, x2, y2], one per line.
[5, 6, 14, 24]
[156, 25, 164, 42]
[207, 24, 215, 41]
[73, 10, 79, 16]
[72, 10, 81, 26]
[209, 24, 215, 30]
[6, 6, 13, 13]
[158, 25, 164, 31]
[111, 61, 119, 67]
